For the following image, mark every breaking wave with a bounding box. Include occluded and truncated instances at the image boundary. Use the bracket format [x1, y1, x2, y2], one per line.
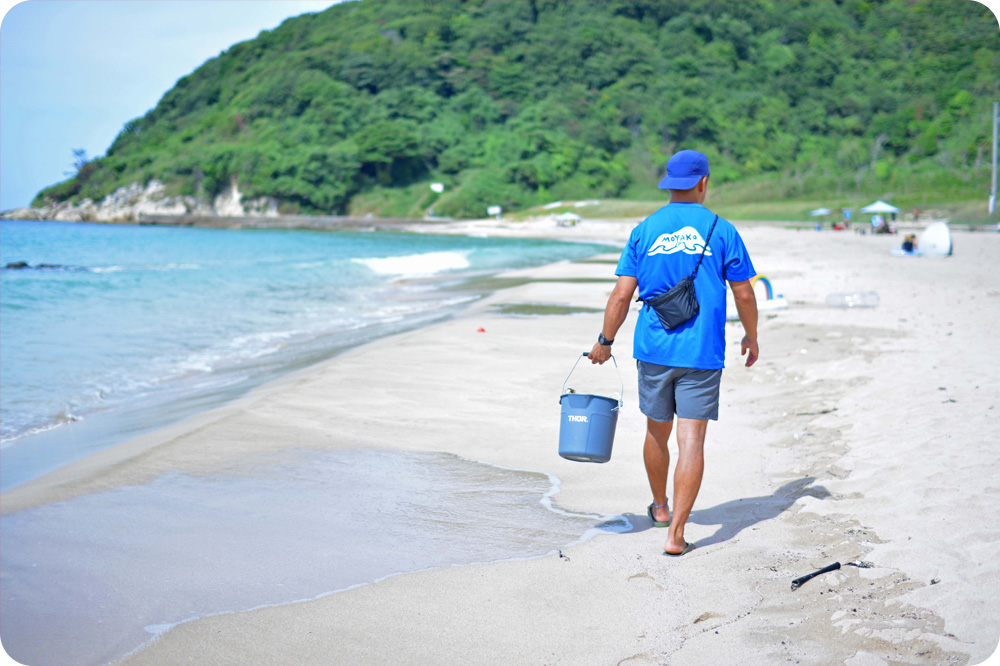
[352, 251, 471, 276]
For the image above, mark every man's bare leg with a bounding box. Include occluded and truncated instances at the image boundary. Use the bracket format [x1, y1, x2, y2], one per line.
[665, 417, 707, 554]
[644, 418, 673, 524]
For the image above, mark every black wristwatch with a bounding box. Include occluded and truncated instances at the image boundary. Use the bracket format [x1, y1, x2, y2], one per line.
[598, 333, 614, 346]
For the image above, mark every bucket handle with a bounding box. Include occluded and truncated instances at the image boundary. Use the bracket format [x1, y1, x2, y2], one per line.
[560, 352, 624, 409]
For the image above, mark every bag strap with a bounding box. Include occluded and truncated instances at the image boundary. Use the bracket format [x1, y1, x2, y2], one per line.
[690, 214, 719, 280]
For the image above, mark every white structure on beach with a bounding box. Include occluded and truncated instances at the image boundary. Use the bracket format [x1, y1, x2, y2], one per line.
[556, 212, 581, 226]
[917, 221, 953, 256]
[860, 200, 900, 214]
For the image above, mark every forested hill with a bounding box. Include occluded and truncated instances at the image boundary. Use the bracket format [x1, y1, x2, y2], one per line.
[35, 0, 1000, 219]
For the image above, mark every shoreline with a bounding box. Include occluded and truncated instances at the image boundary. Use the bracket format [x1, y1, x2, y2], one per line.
[0, 290, 478, 493]
[2, 222, 998, 665]
[0, 220, 618, 492]
[0, 229, 625, 514]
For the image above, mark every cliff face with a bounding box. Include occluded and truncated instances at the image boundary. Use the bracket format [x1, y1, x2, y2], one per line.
[3, 180, 279, 222]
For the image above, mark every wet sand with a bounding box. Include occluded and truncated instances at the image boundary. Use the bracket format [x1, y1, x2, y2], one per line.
[2, 219, 999, 665]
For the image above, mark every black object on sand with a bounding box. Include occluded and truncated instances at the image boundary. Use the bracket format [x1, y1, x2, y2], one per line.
[791, 562, 841, 590]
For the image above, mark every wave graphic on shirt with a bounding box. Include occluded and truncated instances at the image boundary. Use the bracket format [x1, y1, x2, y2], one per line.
[647, 227, 712, 257]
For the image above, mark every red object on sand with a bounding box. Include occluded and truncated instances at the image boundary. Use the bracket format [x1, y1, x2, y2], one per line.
[477, 327, 486, 332]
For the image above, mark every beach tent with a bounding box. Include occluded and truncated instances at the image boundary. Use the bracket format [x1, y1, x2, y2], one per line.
[556, 212, 581, 226]
[916, 221, 952, 256]
[860, 200, 900, 214]
[810, 208, 831, 216]
[891, 221, 953, 257]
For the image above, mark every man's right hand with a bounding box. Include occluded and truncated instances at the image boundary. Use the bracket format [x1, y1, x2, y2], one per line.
[741, 336, 758, 367]
[588, 342, 611, 365]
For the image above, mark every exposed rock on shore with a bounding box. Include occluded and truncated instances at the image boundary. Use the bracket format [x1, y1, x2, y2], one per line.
[1, 180, 279, 223]
[2, 262, 84, 270]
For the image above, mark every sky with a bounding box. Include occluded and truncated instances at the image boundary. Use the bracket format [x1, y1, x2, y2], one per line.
[0, 0, 339, 210]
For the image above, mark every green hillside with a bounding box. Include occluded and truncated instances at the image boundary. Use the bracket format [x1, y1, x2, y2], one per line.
[35, 0, 1000, 220]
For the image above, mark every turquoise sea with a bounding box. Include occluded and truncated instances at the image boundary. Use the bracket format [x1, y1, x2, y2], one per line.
[0, 220, 613, 488]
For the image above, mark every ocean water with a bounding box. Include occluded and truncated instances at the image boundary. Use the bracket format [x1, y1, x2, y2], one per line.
[0, 220, 612, 488]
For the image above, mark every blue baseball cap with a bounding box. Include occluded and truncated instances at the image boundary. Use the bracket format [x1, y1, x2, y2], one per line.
[658, 150, 710, 190]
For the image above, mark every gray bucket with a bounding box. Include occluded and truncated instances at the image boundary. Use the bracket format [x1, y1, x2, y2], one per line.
[558, 353, 623, 463]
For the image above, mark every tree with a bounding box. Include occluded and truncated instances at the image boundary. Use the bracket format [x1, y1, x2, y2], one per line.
[31, 0, 1000, 218]
[65, 148, 89, 177]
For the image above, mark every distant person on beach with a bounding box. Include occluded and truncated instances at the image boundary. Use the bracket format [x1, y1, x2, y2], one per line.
[587, 149, 759, 557]
[875, 217, 894, 234]
[902, 234, 917, 253]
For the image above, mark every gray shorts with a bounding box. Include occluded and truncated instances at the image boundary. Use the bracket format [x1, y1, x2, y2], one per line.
[637, 361, 722, 422]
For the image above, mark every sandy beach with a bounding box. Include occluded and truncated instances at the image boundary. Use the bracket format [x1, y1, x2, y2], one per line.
[3, 218, 999, 666]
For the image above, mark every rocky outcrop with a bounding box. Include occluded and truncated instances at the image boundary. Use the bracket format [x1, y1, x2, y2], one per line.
[2, 262, 84, 271]
[1, 180, 280, 223]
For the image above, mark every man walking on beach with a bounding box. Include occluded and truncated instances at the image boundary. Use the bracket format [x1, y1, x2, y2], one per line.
[588, 149, 759, 556]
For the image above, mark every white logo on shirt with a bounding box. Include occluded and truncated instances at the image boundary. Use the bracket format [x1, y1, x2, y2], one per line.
[647, 227, 712, 257]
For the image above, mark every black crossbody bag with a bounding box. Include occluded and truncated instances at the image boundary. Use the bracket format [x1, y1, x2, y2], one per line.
[640, 214, 718, 331]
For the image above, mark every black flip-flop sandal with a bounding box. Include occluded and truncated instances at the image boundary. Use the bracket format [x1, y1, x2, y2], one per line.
[647, 503, 670, 527]
[662, 542, 695, 557]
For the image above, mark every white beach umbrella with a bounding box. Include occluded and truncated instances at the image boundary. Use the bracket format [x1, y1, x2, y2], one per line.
[860, 200, 900, 213]
[810, 208, 832, 216]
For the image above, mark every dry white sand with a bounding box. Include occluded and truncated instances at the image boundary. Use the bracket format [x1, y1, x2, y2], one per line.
[3, 219, 999, 666]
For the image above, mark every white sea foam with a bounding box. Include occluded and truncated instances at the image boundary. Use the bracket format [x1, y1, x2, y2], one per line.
[0, 411, 81, 447]
[90, 263, 201, 273]
[352, 251, 471, 276]
[226, 330, 295, 359]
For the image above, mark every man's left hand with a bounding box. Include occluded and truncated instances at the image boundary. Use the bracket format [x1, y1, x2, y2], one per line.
[588, 342, 611, 364]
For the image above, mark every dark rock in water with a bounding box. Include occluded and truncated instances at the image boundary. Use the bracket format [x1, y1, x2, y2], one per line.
[3, 262, 84, 271]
